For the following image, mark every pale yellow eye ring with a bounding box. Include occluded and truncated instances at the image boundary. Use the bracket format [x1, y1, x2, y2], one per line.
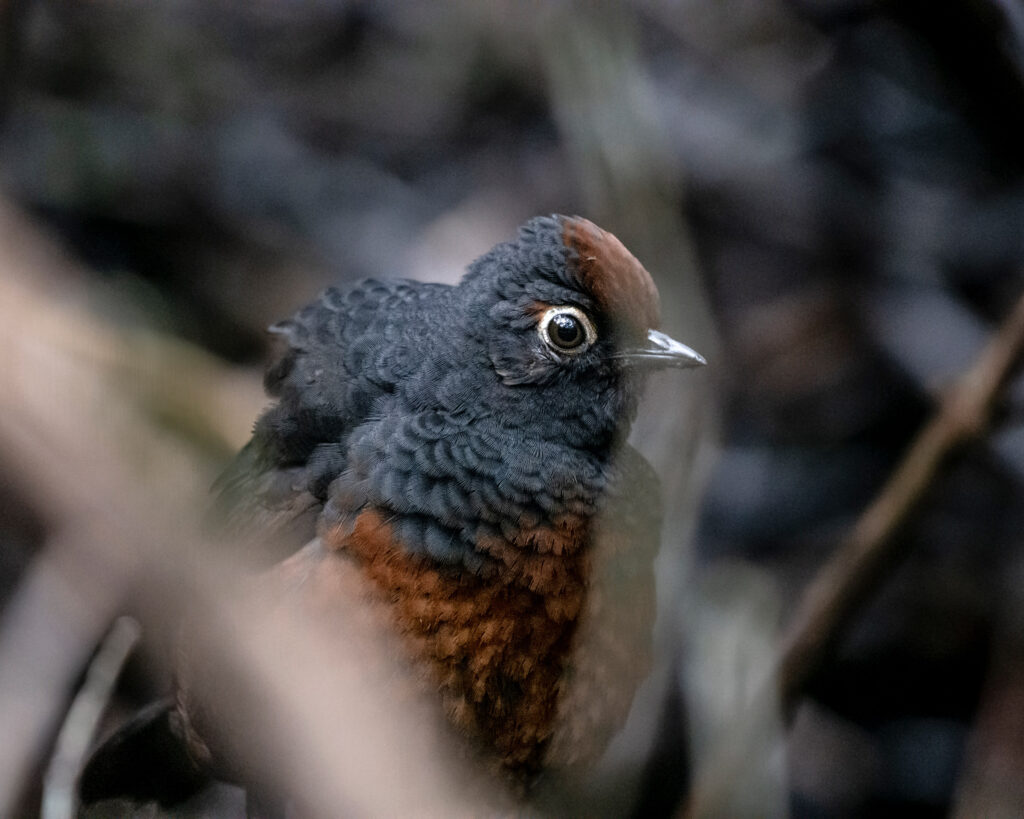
[537, 306, 597, 355]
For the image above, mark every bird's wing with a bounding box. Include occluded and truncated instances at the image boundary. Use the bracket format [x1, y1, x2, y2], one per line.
[214, 280, 447, 554]
[545, 443, 662, 769]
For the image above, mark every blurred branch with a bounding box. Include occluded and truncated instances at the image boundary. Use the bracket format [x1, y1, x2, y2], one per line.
[0, 198, 503, 816]
[0, 539, 123, 816]
[684, 289, 1024, 817]
[538, 10, 724, 809]
[42, 616, 141, 819]
[778, 289, 1024, 714]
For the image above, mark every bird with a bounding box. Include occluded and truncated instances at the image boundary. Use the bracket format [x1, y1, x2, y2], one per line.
[78, 214, 705, 812]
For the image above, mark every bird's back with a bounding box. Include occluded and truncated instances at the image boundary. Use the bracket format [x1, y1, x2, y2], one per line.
[215, 279, 452, 552]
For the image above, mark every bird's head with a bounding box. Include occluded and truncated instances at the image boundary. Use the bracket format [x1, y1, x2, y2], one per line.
[459, 215, 704, 443]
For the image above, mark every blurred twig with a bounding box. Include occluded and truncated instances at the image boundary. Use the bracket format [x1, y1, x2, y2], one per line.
[537, 8, 724, 811]
[0, 540, 124, 817]
[778, 289, 1024, 713]
[42, 616, 141, 819]
[684, 289, 1024, 817]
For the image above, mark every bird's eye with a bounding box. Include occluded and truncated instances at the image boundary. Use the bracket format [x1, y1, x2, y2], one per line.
[550, 314, 583, 347]
[538, 306, 596, 355]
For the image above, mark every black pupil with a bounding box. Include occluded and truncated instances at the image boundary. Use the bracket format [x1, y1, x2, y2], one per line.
[550, 313, 583, 348]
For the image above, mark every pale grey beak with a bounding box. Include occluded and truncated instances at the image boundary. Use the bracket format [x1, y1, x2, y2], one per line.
[619, 329, 707, 369]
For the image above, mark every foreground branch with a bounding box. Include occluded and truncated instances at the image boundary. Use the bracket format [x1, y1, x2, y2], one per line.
[0, 200, 502, 817]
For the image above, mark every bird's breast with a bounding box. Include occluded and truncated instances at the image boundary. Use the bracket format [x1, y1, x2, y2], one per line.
[324, 506, 593, 776]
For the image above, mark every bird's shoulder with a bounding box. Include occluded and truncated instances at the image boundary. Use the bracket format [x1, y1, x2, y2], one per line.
[214, 279, 451, 552]
[262, 278, 450, 427]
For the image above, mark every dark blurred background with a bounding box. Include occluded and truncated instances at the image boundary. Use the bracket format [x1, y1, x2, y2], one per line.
[2, 1, 1024, 816]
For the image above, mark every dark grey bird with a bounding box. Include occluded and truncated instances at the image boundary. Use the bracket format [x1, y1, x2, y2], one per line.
[79, 214, 704, 813]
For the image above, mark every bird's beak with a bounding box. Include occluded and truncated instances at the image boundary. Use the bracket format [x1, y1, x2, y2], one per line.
[620, 329, 707, 369]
